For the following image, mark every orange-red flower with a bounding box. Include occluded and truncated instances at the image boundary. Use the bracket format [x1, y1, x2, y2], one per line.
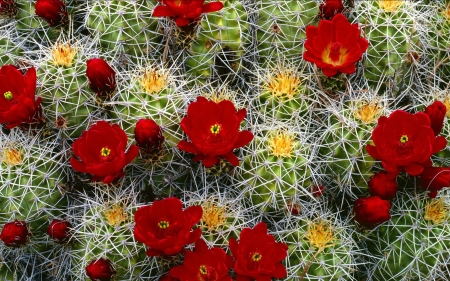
[177, 97, 253, 167]
[153, 0, 224, 27]
[368, 171, 398, 200]
[170, 239, 233, 281]
[70, 121, 139, 184]
[35, 0, 68, 27]
[229, 222, 288, 281]
[353, 196, 391, 228]
[366, 110, 447, 176]
[319, 0, 344, 20]
[133, 197, 203, 257]
[0, 65, 42, 129]
[419, 166, 450, 198]
[0, 220, 29, 247]
[85, 258, 116, 281]
[303, 13, 368, 77]
[424, 101, 446, 136]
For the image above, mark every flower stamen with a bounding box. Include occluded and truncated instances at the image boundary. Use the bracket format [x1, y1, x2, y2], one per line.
[158, 220, 169, 229]
[304, 220, 335, 250]
[101, 147, 111, 157]
[199, 265, 208, 275]
[251, 252, 262, 262]
[268, 131, 295, 157]
[51, 43, 77, 67]
[141, 67, 168, 94]
[210, 124, 221, 135]
[400, 135, 409, 143]
[104, 204, 128, 227]
[3, 91, 13, 100]
[378, 0, 404, 12]
[1, 148, 23, 166]
[424, 198, 448, 224]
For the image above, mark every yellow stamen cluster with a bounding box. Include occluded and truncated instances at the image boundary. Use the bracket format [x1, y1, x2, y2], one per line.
[424, 199, 449, 224]
[442, 97, 450, 118]
[268, 131, 296, 158]
[3, 91, 13, 101]
[199, 265, 208, 275]
[141, 68, 168, 94]
[264, 67, 302, 99]
[400, 135, 409, 143]
[104, 204, 128, 227]
[158, 220, 170, 229]
[200, 201, 227, 231]
[444, 4, 450, 21]
[51, 43, 77, 67]
[202, 88, 235, 104]
[1, 149, 23, 166]
[304, 220, 335, 250]
[251, 252, 262, 262]
[210, 124, 221, 135]
[353, 100, 384, 124]
[101, 147, 111, 157]
[378, 0, 404, 12]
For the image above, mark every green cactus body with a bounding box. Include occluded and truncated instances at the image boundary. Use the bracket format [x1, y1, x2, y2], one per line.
[357, 0, 419, 84]
[0, 131, 67, 242]
[318, 103, 381, 197]
[278, 215, 358, 281]
[36, 42, 105, 140]
[257, 0, 318, 65]
[71, 190, 159, 280]
[85, 0, 162, 60]
[0, 261, 15, 281]
[0, 34, 21, 65]
[186, 0, 249, 81]
[237, 130, 312, 213]
[426, 2, 450, 87]
[366, 191, 450, 281]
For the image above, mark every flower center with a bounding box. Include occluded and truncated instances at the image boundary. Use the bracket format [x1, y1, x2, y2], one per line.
[141, 68, 168, 94]
[265, 66, 303, 99]
[424, 199, 448, 224]
[104, 204, 128, 227]
[353, 101, 383, 123]
[158, 220, 169, 229]
[322, 42, 347, 67]
[3, 91, 13, 100]
[51, 43, 77, 67]
[251, 252, 262, 262]
[1, 148, 23, 166]
[305, 221, 335, 250]
[101, 147, 111, 157]
[201, 201, 227, 231]
[210, 124, 221, 135]
[199, 265, 208, 275]
[378, 0, 404, 12]
[399, 135, 409, 143]
[268, 131, 295, 157]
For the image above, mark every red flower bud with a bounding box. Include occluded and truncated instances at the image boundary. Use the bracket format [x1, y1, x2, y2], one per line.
[134, 119, 165, 152]
[85, 258, 116, 281]
[35, 0, 68, 27]
[0, 220, 29, 247]
[86, 58, 116, 96]
[419, 166, 450, 198]
[353, 196, 391, 228]
[424, 101, 447, 136]
[0, 0, 18, 17]
[368, 171, 398, 200]
[47, 219, 72, 243]
[319, 0, 344, 20]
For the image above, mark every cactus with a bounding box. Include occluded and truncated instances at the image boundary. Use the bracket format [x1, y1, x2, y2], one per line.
[33, 35, 106, 140]
[356, 0, 421, 86]
[184, 0, 250, 82]
[0, 29, 22, 65]
[365, 189, 450, 281]
[0, 130, 68, 253]
[71, 186, 160, 280]
[84, 0, 163, 61]
[256, 0, 318, 65]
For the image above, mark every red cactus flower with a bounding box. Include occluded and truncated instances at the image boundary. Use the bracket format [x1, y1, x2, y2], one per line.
[133, 197, 203, 257]
[86, 58, 116, 96]
[0, 220, 29, 247]
[85, 258, 116, 281]
[170, 239, 234, 281]
[303, 13, 368, 77]
[35, 0, 68, 27]
[319, 0, 344, 20]
[0, 65, 43, 129]
[229, 222, 288, 280]
[368, 171, 398, 200]
[419, 166, 450, 198]
[47, 219, 72, 243]
[366, 110, 447, 176]
[153, 0, 224, 27]
[70, 121, 139, 184]
[134, 119, 165, 152]
[177, 97, 253, 167]
[353, 196, 391, 228]
[424, 100, 447, 136]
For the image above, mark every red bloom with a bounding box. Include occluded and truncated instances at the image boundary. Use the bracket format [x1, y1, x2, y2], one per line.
[170, 239, 233, 281]
[319, 0, 344, 20]
[303, 13, 368, 77]
[229, 222, 288, 281]
[153, 0, 224, 27]
[85, 258, 116, 281]
[424, 101, 447, 136]
[86, 58, 116, 96]
[353, 196, 391, 228]
[419, 166, 450, 198]
[133, 197, 203, 257]
[0, 65, 42, 129]
[177, 97, 253, 167]
[0, 0, 18, 17]
[368, 171, 398, 200]
[366, 110, 447, 176]
[0, 220, 28, 247]
[134, 119, 165, 152]
[35, 0, 68, 27]
[70, 121, 139, 184]
[47, 219, 72, 243]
